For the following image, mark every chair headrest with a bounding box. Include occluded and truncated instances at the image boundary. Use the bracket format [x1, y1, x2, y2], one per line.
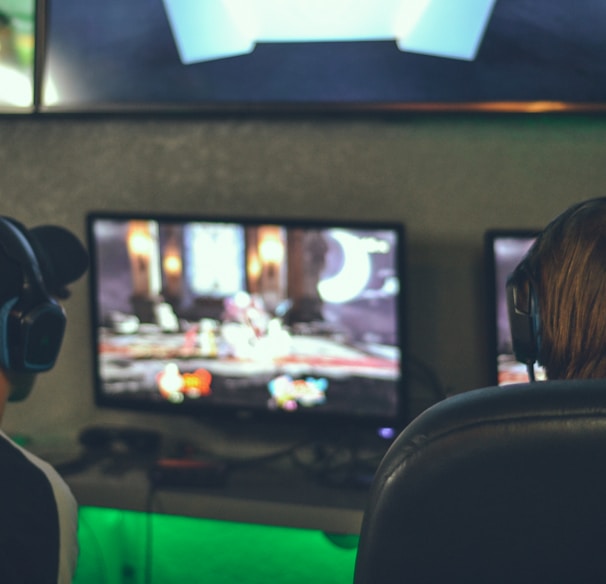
[355, 379, 606, 584]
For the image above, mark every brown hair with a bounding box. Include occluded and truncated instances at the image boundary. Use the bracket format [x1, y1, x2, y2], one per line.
[525, 198, 606, 379]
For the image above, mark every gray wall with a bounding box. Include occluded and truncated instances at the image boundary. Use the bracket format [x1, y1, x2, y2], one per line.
[1, 114, 604, 444]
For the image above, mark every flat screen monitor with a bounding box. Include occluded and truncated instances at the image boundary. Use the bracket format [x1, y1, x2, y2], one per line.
[485, 229, 547, 386]
[87, 212, 406, 428]
[41, 0, 606, 113]
[0, 0, 36, 112]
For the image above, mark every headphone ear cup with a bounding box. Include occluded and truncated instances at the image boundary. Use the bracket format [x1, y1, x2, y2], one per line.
[506, 265, 540, 366]
[11, 300, 66, 373]
[0, 218, 67, 373]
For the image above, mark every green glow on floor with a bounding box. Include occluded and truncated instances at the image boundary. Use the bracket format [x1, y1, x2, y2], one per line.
[74, 507, 359, 584]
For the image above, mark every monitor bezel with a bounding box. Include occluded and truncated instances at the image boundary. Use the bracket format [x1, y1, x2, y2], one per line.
[484, 228, 540, 387]
[86, 210, 408, 429]
[35, 0, 606, 116]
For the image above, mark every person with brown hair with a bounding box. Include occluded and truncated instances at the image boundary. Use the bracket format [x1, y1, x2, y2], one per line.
[507, 197, 606, 381]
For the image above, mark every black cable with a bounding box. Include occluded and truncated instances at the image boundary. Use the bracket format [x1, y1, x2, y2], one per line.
[288, 437, 385, 489]
[527, 361, 536, 382]
[144, 484, 156, 584]
[222, 439, 314, 471]
[407, 353, 448, 400]
[168, 438, 314, 473]
[168, 433, 382, 489]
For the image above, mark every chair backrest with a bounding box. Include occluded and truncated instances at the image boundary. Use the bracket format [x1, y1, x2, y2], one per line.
[354, 379, 606, 584]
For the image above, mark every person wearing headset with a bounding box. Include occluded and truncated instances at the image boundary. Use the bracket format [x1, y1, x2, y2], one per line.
[0, 216, 88, 584]
[507, 197, 606, 382]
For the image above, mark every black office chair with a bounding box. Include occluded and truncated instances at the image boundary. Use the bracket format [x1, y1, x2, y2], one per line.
[354, 379, 606, 584]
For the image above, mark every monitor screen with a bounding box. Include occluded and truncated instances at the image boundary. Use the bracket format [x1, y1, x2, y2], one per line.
[41, 0, 606, 113]
[485, 230, 547, 386]
[87, 212, 406, 427]
[0, 0, 36, 111]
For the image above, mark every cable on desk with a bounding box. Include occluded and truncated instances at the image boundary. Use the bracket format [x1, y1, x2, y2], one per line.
[143, 482, 157, 584]
[165, 437, 314, 473]
[288, 438, 384, 490]
[220, 439, 314, 471]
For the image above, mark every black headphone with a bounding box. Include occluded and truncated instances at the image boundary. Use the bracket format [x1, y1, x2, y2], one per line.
[0, 217, 66, 373]
[506, 259, 540, 382]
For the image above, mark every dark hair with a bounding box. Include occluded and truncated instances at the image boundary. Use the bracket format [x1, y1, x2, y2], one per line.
[525, 197, 606, 380]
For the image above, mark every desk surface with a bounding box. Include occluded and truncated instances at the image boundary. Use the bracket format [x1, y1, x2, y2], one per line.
[64, 457, 370, 534]
[26, 423, 386, 535]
